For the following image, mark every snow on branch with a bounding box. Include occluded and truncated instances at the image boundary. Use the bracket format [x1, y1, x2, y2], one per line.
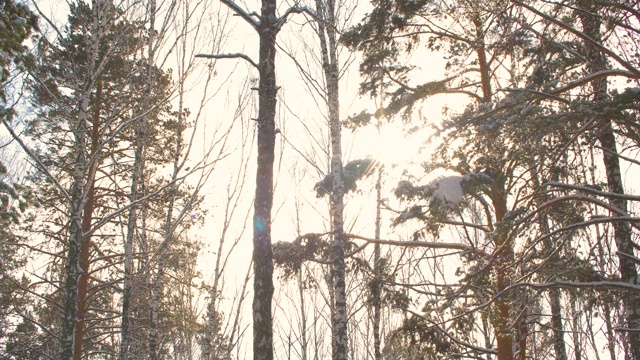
[195, 53, 258, 69]
[512, 0, 640, 75]
[550, 69, 640, 95]
[220, 0, 260, 30]
[537, 194, 631, 219]
[535, 216, 640, 245]
[345, 234, 489, 257]
[275, 5, 320, 30]
[545, 181, 640, 201]
[505, 280, 640, 292]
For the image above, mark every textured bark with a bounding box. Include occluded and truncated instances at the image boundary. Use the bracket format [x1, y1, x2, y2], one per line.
[373, 166, 382, 360]
[73, 80, 102, 360]
[578, 4, 640, 359]
[492, 190, 515, 360]
[298, 270, 308, 360]
[472, 15, 492, 104]
[252, 2, 278, 356]
[549, 288, 568, 360]
[315, 0, 348, 358]
[59, 2, 100, 359]
[121, 1, 155, 358]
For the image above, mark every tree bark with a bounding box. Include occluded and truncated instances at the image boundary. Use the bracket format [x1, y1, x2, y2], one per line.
[73, 80, 102, 360]
[373, 166, 382, 360]
[59, 2, 100, 358]
[252, 2, 278, 356]
[492, 190, 515, 360]
[121, 1, 155, 358]
[314, 0, 348, 358]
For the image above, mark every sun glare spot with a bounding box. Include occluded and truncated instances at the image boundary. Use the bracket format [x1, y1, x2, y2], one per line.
[359, 123, 424, 168]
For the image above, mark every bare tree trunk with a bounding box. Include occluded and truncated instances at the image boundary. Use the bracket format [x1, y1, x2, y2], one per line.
[298, 269, 308, 360]
[60, 2, 101, 358]
[251, 1, 278, 358]
[372, 166, 382, 360]
[577, 5, 640, 359]
[121, 1, 155, 358]
[73, 80, 102, 360]
[492, 191, 515, 360]
[314, 0, 348, 358]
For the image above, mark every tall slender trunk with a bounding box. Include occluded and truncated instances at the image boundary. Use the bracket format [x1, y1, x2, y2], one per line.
[60, 2, 101, 359]
[298, 269, 308, 360]
[372, 166, 382, 360]
[472, 15, 518, 358]
[121, 1, 155, 358]
[73, 80, 102, 360]
[577, 5, 640, 359]
[315, 0, 348, 358]
[251, 1, 279, 358]
[492, 190, 514, 360]
[148, 179, 179, 360]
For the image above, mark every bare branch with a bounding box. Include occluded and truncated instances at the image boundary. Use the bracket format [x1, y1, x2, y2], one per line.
[545, 181, 640, 201]
[220, 0, 260, 30]
[275, 5, 320, 30]
[550, 69, 640, 95]
[344, 233, 489, 257]
[196, 52, 258, 69]
[1, 117, 71, 202]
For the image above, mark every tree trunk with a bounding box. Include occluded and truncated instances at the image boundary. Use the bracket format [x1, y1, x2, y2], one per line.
[373, 166, 382, 360]
[492, 191, 515, 360]
[121, 1, 155, 357]
[60, 2, 100, 358]
[578, 5, 640, 359]
[73, 80, 102, 360]
[314, 0, 348, 358]
[251, 0, 279, 358]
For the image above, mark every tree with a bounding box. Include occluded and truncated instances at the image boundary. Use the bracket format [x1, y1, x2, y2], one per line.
[197, 0, 319, 358]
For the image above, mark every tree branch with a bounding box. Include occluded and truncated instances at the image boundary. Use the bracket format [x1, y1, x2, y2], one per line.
[220, 0, 260, 30]
[512, 0, 640, 75]
[275, 5, 320, 30]
[1, 117, 71, 202]
[344, 233, 489, 257]
[196, 52, 258, 69]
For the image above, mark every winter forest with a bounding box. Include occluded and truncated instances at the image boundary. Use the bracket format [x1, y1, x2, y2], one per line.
[1, 0, 640, 359]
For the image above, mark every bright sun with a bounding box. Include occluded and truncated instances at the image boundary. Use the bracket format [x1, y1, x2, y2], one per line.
[353, 122, 424, 168]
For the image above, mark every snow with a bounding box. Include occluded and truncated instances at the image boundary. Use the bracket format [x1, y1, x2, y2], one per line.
[431, 176, 464, 204]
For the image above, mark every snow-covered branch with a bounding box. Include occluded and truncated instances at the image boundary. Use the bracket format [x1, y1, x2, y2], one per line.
[537, 194, 631, 218]
[545, 181, 640, 201]
[512, 0, 640, 75]
[196, 53, 258, 69]
[535, 216, 640, 245]
[220, 0, 260, 30]
[275, 5, 320, 30]
[345, 233, 489, 257]
[550, 69, 640, 95]
[505, 280, 640, 292]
